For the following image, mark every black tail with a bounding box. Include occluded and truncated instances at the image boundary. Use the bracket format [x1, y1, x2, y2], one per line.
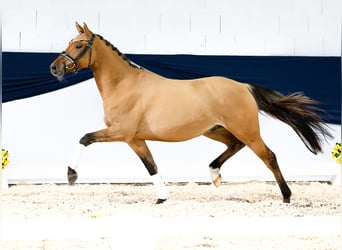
[249, 85, 332, 154]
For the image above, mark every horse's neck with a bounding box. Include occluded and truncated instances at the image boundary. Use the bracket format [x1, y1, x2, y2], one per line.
[90, 44, 138, 98]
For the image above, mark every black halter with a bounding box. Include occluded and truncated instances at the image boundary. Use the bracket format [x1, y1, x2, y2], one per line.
[60, 34, 95, 73]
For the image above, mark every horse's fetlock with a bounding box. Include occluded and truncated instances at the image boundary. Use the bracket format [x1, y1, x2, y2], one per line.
[209, 167, 221, 187]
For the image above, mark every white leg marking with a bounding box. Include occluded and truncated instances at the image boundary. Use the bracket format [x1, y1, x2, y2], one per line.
[210, 167, 222, 187]
[210, 167, 220, 181]
[67, 144, 86, 170]
[151, 174, 168, 200]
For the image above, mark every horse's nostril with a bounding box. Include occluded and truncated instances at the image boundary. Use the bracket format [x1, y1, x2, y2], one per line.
[51, 64, 57, 71]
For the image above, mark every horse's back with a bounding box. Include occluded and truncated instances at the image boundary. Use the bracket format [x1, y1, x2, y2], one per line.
[187, 76, 255, 112]
[143, 73, 256, 120]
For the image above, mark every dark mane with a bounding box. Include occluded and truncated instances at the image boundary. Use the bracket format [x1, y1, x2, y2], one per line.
[95, 34, 141, 69]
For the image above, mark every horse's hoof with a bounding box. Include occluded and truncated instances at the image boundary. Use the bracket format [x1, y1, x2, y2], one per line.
[68, 167, 78, 185]
[213, 174, 222, 187]
[156, 198, 167, 204]
[283, 197, 290, 203]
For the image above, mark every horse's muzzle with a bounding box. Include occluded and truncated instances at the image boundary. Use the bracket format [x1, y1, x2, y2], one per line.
[50, 61, 65, 80]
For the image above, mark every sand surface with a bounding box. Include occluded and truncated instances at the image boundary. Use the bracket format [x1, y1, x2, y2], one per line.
[1, 181, 341, 249]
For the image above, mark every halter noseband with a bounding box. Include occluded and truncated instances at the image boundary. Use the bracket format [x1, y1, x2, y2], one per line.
[60, 34, 95, 73]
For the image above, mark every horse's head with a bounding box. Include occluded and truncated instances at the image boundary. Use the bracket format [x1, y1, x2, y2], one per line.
[50, 22, 95, 80]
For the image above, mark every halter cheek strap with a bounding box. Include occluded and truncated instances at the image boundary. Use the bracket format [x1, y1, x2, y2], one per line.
[60, 34, 95, 73]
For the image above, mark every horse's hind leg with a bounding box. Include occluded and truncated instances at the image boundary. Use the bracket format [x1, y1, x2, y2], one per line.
[128, 139, 168, 204]
[203, 126, 245, 187]
[246, 138, 292, 203]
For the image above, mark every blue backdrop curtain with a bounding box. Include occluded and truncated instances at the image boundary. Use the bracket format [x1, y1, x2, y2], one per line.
[2, 52, 341, 124]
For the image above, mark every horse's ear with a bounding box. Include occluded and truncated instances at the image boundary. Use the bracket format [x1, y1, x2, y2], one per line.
[75, 22, 84, 34]
[83, 22, 93, 38]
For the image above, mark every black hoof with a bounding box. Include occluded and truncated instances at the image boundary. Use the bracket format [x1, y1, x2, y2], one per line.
[67, 167, 78, 185]
[283, 197, 290, 203]
[156, 198, 167, 204]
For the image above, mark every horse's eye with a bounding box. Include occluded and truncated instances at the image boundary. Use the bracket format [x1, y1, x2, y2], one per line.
[75, 44, 82, 49]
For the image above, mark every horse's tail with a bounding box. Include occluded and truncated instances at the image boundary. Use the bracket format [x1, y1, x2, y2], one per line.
[248, 84, 332, 154]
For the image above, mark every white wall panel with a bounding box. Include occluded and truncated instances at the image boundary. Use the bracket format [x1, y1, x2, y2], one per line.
[145, 33, 206, 54]
[294, 0, 322, 17]
[190, 12, 220, 34]
[322, 0, 342, 17]
[100, 9, 160, 35]
[248, 14, 280, 36]
[323, 34, 341, 55]
[158, 0, 206, 13]
[264, 34, 294, 55]
[205, 34, 235, 55]
[309, 15, 341, 35]
[294, 34, 324, 56]
[160, 12, 190, 34]
[19, 30, 51, 51]
[2, 31, 20, 51]
[2, 9, 35, 50]
[234, 34, 266, 55]
[279, 14, 309, 36]
[109, 33, 146, 54]
[2, 9, 36, 32]
[2, 0, 341, 55]
[220, 14, 250, 35]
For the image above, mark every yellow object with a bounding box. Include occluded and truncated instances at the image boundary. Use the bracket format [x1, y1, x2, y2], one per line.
[331, 143, 341, 165]
[2, 149, 9, 170]
[89, 214, 100, 219]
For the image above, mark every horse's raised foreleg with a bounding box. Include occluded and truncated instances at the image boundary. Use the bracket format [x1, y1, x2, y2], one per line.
[128, 140, 168, 204]
[67, 127, 126, 185]
[203, 126, 245, 187]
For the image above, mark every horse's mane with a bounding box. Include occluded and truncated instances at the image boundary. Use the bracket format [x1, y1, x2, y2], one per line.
[95, 34, 141, 69]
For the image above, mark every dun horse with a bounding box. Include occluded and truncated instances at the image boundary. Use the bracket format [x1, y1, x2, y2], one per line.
[50, 22, 331, 204]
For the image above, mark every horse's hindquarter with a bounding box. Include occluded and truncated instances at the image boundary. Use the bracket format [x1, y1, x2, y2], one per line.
[136, 76, 254, 142]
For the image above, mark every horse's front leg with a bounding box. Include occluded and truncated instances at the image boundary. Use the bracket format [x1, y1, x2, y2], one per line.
[67, 127, 126, 185]
[128, 139, 168, 204]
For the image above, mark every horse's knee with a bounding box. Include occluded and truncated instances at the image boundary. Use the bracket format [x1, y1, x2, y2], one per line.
[79, 133, 96, 146]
